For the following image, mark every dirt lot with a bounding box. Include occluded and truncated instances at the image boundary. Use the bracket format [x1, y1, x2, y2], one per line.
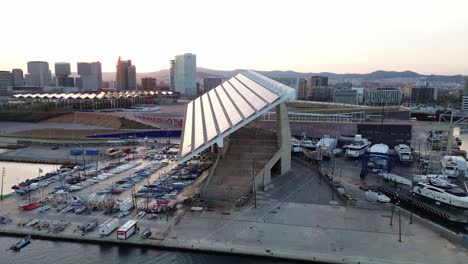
[45, 112, 122, 129]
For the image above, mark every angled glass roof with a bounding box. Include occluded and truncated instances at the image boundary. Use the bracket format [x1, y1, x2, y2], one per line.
[178, 70, 295, 163]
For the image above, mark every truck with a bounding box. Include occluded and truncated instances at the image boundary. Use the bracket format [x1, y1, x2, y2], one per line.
[119, 198, 134, 212]
[99, 218, 119, 236]
[117, 220, 137, 240]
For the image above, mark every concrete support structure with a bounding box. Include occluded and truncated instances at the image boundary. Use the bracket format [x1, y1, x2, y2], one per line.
[252, 103, 291, 189]
[276, 102, 291, 174]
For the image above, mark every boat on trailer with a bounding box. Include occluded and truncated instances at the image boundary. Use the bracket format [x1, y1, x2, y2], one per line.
[344, 134, 371, 158]
[394, 144, 413, 162]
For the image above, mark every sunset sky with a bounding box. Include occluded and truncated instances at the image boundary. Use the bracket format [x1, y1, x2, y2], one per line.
[1, 0, 467, 74]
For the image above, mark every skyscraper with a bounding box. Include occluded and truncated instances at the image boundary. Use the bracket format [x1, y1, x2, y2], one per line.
[0, 71, 12, 96]
[116, 57, 136, 91]
[310, 76, 328, 87]
[128, 65, 136, 90]
[25, 61, 51, 86]
[462, 76, 468, 111]
[174, 53, 196, 96]
[77, 61, 102, 92]
[169, 60, 175, 91]
[55, 62, 75, 87]
[11, 69, 24, 87]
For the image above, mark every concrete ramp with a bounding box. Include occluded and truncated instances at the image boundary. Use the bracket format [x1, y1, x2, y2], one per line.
[202, 127, 277, 205]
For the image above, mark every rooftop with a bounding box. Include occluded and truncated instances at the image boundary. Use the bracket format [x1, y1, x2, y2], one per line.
[179, 70, 294, 163]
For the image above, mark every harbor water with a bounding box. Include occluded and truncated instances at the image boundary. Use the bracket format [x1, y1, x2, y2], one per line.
[0, 236, 294, 264]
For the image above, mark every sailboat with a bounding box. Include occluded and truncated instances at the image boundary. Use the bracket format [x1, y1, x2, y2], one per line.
[19, 169, 42, 211]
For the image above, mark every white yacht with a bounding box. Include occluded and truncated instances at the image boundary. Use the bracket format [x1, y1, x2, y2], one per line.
[300, 139, 317, 150]
[441, 155, 464, 178]
[299, 133, 317, 150]
[316, 135, 337, 158]
[291, 138, 302, 153]
[369, 143, 389, 154]
[344, 134, 371, 158]
[368, 143, 390, 168]
[413, 182, 468, 209]
[394, 144, 413, 162]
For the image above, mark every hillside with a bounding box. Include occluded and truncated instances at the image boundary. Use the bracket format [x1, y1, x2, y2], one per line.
[78, 68, 464, 84]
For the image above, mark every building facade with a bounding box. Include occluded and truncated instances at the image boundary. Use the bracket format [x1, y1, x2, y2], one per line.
[310, 86, 334, 102]
[334, 89, 358, 105]
[272, 78, 306, 100]
[363, 88, 402, 106]
[309, 76, 328, 87]
[55, 62, 75, 87]
[0, 71, 12, 96]
[174, 53, 196, 97]
[463, 76, 468, 111]
[141, 77, 157, 90]
[128, 65, 136, 90]
[11, 69, 24, 87]
[203, 77, 222, 93]
[169, 60, 175, 91]
[116, 57, 136, 91]
[55, 62, 71, 76]
[77, 61, 102, 92]
[25, 61, 51, 87]
[411, 86, 437, 105]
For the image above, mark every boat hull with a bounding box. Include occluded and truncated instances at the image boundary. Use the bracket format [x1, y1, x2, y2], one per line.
[20, 202, 40, 211]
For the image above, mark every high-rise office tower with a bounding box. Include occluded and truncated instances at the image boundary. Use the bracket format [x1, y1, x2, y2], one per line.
[462, 76, 468, 111]
[128, 65, 136, 90]
[55, 62, 71, 76]
[0, 71, 12, 96]
[25, 61, 51, 86]
[116, 57, 136, 91]
[310, 76, 328, 87]
[203, 78, 222, 93]
[169, 60, 175, 91]
[77, 61, 102, 92]
[11, 69, 24, 86]
[55, 62, 75, 87]
[174, 53, 196, 96]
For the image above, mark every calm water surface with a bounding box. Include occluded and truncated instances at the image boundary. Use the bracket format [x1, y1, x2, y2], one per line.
[0, 236, 296, 264]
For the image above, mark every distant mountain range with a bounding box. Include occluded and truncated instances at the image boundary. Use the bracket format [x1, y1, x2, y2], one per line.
[99, 68, 465, 84]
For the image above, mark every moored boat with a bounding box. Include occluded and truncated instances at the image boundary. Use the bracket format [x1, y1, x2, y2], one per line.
[10, 235, 31, 252]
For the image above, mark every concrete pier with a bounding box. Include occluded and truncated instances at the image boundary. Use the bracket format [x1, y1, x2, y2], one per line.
[1, 160, 467, 263]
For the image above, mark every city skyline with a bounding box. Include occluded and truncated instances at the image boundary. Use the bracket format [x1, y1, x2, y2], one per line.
[1, 0, 468, 75]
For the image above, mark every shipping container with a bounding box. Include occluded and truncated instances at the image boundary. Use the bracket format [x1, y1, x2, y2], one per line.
[116, 220, 137, 240]
[119, 198, 134, 212]
[99, 218, 119, 236]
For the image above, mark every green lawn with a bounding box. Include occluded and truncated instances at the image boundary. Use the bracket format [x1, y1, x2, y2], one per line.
[0, 193, 14, 200]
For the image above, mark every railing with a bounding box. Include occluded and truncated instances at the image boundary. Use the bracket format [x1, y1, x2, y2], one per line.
[259, 111, 366, 123]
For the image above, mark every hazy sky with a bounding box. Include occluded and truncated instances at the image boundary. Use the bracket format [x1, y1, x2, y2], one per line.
[1, 0, 467, 74]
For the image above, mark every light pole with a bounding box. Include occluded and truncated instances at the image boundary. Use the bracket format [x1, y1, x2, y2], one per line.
[1, 167, 5, 201]
[251, 160, 257, 208]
